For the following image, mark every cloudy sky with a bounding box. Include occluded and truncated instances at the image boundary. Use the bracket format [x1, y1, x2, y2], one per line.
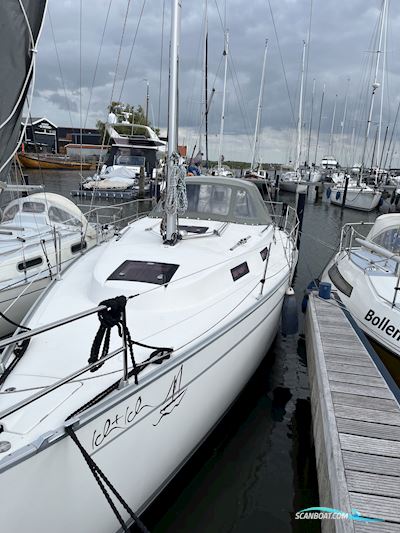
[31, 0, 400, 165]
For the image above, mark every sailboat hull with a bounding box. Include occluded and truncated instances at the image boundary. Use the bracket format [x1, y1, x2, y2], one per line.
[0, 279, 287, 533]
[330, 187, 382, 211]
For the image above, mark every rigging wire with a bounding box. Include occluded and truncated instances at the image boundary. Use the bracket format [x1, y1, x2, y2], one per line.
[157, 0, 166, 130]
[118, 0, 148, 103]
[48, 7, 74, 129]
[83, 0, 113, 129]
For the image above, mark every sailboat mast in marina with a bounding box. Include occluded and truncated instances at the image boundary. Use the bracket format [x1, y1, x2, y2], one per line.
[251, 39, 268, 171]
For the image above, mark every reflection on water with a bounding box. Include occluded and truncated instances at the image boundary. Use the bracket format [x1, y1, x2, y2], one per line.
[5, 171, 399, 532]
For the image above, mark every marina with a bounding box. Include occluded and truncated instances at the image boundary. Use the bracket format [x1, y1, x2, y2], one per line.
[1, 0, 400, 532]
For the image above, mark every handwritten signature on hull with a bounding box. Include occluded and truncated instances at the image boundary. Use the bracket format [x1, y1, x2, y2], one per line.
[91, 365, 187, 449]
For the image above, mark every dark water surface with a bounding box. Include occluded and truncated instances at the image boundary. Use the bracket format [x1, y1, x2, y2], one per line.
[13, 171, 399, 532]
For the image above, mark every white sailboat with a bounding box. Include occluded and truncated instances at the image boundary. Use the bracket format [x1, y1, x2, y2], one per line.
[323, 214, 400, 359]
[280, 41, 307, 193]
[0, 2, 298, 532]
[329, 0, 387, 211]
[0, 192, 98, 338]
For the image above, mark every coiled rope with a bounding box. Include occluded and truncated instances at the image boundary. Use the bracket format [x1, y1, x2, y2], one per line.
[165, 162, 188, 216]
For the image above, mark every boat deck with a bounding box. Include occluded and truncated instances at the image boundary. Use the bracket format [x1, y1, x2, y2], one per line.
[305, 291, 400, 532]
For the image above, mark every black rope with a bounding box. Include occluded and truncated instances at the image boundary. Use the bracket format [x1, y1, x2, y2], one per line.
[0, 310, 30, 331]
[89, 296, 138, 383]
[65, 425, 150, 533]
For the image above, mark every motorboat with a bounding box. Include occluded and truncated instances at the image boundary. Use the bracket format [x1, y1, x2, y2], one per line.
[0, 193, 98, 338]
[82, 124, 165, 193]
[323, 214, 400, 359]
[280, 171, 307, 193]
[0, 2, 299, 529]
[209, 164, 233, 177]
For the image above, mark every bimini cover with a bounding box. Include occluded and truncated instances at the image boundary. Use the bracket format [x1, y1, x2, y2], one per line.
[0, 1, 47, 181]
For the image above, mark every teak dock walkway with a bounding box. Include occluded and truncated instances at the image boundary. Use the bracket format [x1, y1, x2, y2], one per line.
[305, 292, 400, 533]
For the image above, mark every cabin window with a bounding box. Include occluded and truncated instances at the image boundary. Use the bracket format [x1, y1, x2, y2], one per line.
[231, 262, 249, 281]
[186, 184, 232, 216]
[22, 201, 45, 213]
[260, 246, 269, 261]
[328, 263, 353, 297]
[71, 241, 87, 254]
[17, 257, 43, 271]
[372, 227, 400, 254]
[2, 205, 19, 223]
[49, 206, 81, 227]
[234, 189, 257, 218]
[108, 260, 179, 285]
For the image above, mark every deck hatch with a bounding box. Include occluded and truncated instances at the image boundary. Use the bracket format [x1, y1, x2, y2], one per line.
[107, 260, 179, 285]
[231, 262, 249, 281]
[328, 263, 353, 297]
[178, 225, 209, 234]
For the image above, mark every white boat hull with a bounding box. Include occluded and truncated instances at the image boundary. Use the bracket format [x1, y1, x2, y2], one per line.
[0, 276, 50, 338]
[330, 187, 381, 211]
[323, 255, 400, 359]
[279, 181, 307, 193]
[0, 281, 286, 533]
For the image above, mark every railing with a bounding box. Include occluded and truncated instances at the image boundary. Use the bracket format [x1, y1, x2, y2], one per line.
[339, 222, 375, 256]
[265, 201, 299, 244]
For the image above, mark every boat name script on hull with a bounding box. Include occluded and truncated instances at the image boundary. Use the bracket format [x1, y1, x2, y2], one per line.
[364, 309, 400, 341]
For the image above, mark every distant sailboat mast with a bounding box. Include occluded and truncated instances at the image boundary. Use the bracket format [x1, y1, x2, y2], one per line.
[217, 30, 229, 170]
[360, 0, 386, 182]
[251, 39, 268, 170]
[314, 83, 325, 166]
[295, 41, 306, 173]
[306, 78, 316, 167]
[328, 94, 337, 156]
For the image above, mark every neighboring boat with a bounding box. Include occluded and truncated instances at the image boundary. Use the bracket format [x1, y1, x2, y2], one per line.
[209, 164, 233, 177]
[328, 175, 382, 211]
[0, 192, 98, 338]
[280, 42, 307, 193]
[0, 2, 298, 531]
[17, 152, 92, 170]
[322, 214, 400, 359]
[81, 124, 165, 193]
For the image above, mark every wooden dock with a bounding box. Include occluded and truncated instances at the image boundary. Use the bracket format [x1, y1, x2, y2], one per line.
[305, 292, 400, 532]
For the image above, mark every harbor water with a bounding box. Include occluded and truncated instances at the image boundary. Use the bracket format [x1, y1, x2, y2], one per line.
[5, 171, 399, 533]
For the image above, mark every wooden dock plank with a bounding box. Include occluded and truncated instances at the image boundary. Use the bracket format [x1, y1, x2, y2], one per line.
[346, 471, 400, 498]
[336, 418, 400, 441]
[326, 362, 380, 377]
[334, 404, 400, 426]
[355, 523, 400, 533]
[340, 433, 400, 458]
[329, 372, 387, 388]
[325, 355, 376, 368]
[332, 392, 399, 413]
[349, 492, 400, 523]
[343, 450, 400, 476]
[330, 382, 394, 400]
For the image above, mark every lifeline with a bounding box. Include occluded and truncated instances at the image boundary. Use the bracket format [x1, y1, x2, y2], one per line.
[365, 309, 400, 340]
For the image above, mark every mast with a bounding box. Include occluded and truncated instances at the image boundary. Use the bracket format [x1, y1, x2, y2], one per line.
[165, 0, 181, 242]
[314, 83, 325, 166]
[377, 0, 388, 169]
[360, 0, 386, 182]
[295, 41, 306, 172]
[217, 30, 229, 170]
[384, 100, 400, 169]
[339, 78, 350, 165]
[306, 78, 316, 167]
[204, 0, 209, 168]
[328, 94, 337, 155]
[251, 39, 268, 170]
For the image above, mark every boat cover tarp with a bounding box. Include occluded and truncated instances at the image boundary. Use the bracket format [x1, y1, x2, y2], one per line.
[0, 0, 47, 180]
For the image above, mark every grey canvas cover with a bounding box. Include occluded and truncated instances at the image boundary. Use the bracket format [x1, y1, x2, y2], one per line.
[0, 0, 47, 180]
